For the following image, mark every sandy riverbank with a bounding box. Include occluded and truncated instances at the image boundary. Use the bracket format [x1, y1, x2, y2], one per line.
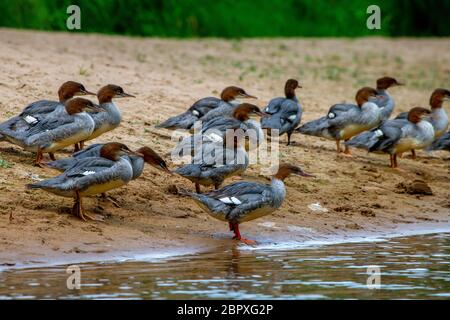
[0, 29, 449, 267]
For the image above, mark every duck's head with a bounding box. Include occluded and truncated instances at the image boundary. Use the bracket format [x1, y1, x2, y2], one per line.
[376, 77, 404, 90]
[97, 84, 136, 104]
[232, 103, 267, 121]
[58, 81, 96, 103]
[273, 164, 314, 181]
[136, 146, 171, 174]
[407, 107, 431, 124]
[284, 79, 301, 99]
[355, 87, 379, 107]
[430, 88, 450, 109]
[65, 97, 103, 115]
[220, 86, 257, 102]
[100, 142, 143, 161]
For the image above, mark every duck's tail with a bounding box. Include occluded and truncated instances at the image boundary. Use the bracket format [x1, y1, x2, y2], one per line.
[156, 111, 198, 130]
[46, 159, 73, 172]
[26, 183, 42, 189]
[296, 117, 329, 137]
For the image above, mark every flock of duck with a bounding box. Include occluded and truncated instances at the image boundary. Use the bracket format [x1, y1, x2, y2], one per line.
[0, 78, 448, 244]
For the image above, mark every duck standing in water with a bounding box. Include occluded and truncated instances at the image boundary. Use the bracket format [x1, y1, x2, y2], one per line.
[0, 98, 102, 166]
[375, 77, 404, 121]
[347, 107, 434, 168]
[261, 79, 302, 145]
[27, 143, 143, 221]
[394, 88, 450, 158]
[182, 164, 313, 244]
[157, 86, 256, 130]
[0, 81, 95, 142]
[297, 87, 382, 156]
[78, 84, 135, 150]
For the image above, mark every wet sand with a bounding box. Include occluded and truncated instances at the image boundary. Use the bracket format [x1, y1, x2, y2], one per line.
[0, 29, 449, 267]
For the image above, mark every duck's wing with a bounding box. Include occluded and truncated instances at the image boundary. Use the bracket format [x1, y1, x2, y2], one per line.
[367, 120, 407, 153]
[206, 182, 273, 220]
[188, 97, 222, 116]
[199, 102, 234, 123]
[25, 114, 76, 137]
[19, 100, 61, 117]
[264, 97, 285, 114]
[429, 131, 450, 151]
[157, 98, 228, 130]
[73, 143, 104, 158]
[184, 181, 272, 219]
[28, 157, 118, 192]
[261, 99, 302, 134]
[201, 117, 241, 133]
[346, 119, 403, 150]
[47, 143, 104, 171]
[297, 104, 359, 138]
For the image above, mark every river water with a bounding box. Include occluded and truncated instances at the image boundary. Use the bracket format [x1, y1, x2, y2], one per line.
[0, 232, 448, 299]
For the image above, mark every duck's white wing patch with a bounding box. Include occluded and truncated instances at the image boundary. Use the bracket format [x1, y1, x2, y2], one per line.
[230, 197, 242, 205]
[288, 114, 297, 121]
[82, 170, 96, 176]
[23, 115, 38, 125]
[205, 132, 223, 143]
[192, 110, 200, 117]
[374, 129, 383, 138]
[328, 113, 335, 119]
[219, 196, 242, 205]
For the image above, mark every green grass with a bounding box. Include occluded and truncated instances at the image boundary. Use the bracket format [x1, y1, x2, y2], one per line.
[0, 0, 448, 37]
[0, 158, 13, 169]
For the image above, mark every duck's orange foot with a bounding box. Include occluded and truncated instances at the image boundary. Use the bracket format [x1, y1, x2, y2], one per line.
[233, 236, 257, 245]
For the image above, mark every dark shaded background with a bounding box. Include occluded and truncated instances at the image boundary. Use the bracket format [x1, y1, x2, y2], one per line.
[0, 0, 448, 37]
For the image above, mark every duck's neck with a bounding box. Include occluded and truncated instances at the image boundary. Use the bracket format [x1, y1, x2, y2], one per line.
[430, 107, 449, 135]
[128, 155, 145, 179]
[285, 88, 297, 100]
[100, 102, 122, 125]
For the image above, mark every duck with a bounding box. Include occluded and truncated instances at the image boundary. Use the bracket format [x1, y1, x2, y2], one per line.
[0, 98, 102, 166]
[174, 134, 249, 193]
[375, 77, 404, 121]
[157, 86, 256, 130]
[394, 88, 450, 158]
[46, 143, 170, 177]
[260, 79, 302, 145]
[0, 81, 95, 142]
[198, 87, 257, 123]
[79, 84, 135, 150]
[429, 130, 450, 151]
[181, 164, 314, 244]
[297, 87, 382, 155]
[347, 107, 434, 168]
[27, 143, 142, 221]
[46, 142, 170, 206]
[174, 103, 266, 158]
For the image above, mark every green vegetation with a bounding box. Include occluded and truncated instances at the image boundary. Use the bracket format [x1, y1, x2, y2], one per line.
[0, 0, 448, 37]
[0, 158, 13, 169]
